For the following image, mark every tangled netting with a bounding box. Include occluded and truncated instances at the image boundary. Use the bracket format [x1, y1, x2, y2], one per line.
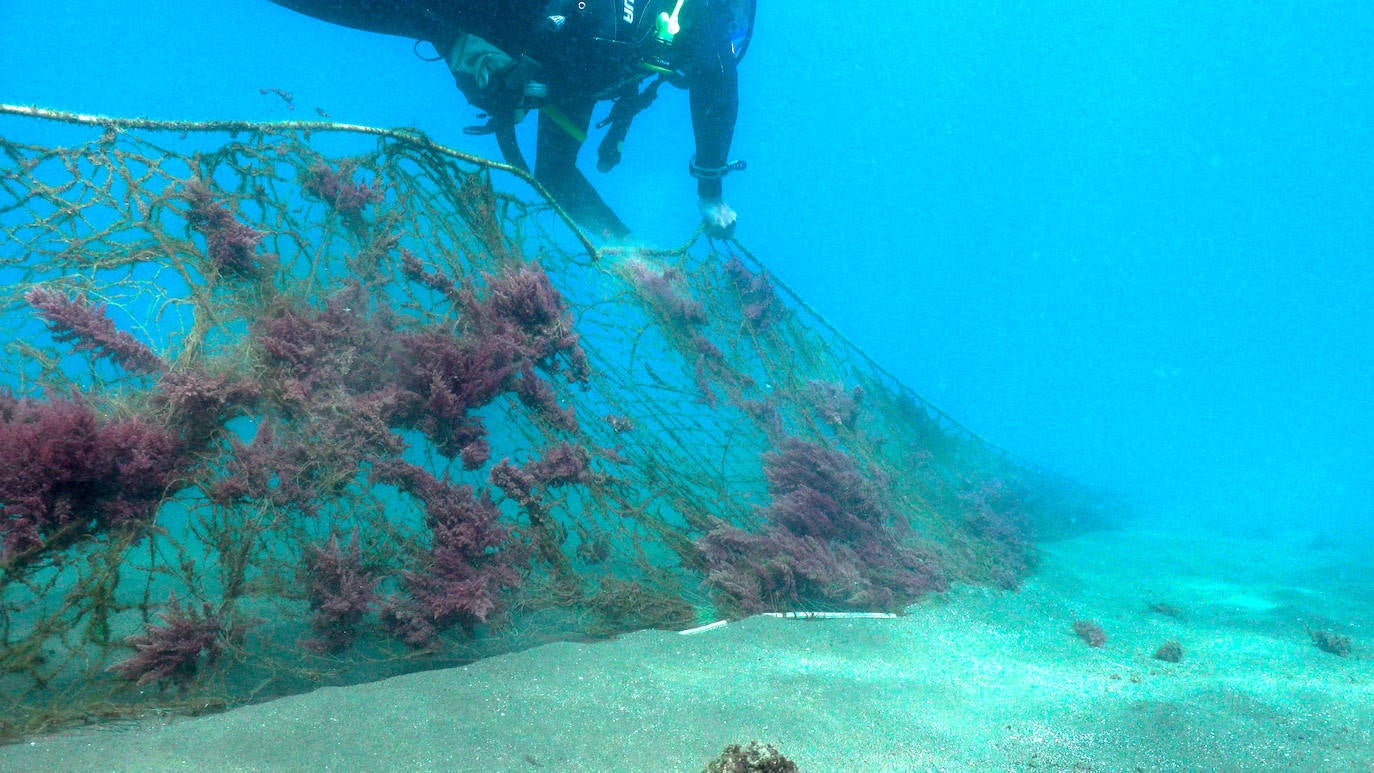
[0, 105, 1101, 739]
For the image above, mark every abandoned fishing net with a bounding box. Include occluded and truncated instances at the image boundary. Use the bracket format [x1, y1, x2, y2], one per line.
[0, 105, 1097, 738]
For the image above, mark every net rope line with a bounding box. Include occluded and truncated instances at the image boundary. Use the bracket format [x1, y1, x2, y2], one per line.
[0, 103, 600, 261]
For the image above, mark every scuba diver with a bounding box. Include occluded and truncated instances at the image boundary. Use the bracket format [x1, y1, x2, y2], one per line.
[269, 0, 752, 242]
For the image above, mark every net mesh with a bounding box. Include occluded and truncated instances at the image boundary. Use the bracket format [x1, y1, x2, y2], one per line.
[0, 105, 1099, 739]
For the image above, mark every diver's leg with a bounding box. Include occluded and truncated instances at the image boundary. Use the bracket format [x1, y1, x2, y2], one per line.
[535, 101, 632, 241]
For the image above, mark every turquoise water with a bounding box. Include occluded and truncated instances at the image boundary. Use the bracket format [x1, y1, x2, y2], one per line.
[1, 2, 1372, 767]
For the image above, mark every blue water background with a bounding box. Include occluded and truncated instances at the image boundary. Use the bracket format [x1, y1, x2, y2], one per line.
[2, 1, 1371, 538]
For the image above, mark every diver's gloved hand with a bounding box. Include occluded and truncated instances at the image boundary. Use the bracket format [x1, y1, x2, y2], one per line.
[698, 197, 737, 238]
[448, 33, 544, 125]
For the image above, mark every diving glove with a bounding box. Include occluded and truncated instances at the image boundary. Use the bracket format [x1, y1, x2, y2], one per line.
[448, 33, 545, 124]
[698, 197, 738, 238]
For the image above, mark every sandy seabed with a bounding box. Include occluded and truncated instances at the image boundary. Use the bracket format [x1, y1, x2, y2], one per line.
[2, 523, 1371, 772]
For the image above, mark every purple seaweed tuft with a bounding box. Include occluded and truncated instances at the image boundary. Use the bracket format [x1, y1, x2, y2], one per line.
[400, 250, 462, 301]
[372, 459, 527, 646]
[0, 395, 188, 564]
[514, 363, 578, 432]
[153, 369, 261, 448]
[489, 458, 539, 508]
[525, 442, 592, 487]
[699, 438, 945, 613]
[108, 594, 227, 687]
[958, 476, 1036, 589]
[26, 288, 165, 374]
[393, 329, 513, 458]
[482, 263, 568, 331]
[627, 261, 707, 326]
[183, 179, 264, 276]
[803, 381, 862, 430]
[724, 256, 782, 327]
[302, 532, 379, 653]
[302, 161, 375, 215]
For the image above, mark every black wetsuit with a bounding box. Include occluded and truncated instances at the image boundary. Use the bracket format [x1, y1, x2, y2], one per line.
[271, 0, 739, 240]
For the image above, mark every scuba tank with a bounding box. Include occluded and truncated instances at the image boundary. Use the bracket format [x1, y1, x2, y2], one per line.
[594, 0, 754, 173]
[539, 0, 754, 86]
[640, 0, 755, 72]
[727, 0, 756, 62]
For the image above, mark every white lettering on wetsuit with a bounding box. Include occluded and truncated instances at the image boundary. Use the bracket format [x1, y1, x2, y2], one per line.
[623, 0, 635, 22]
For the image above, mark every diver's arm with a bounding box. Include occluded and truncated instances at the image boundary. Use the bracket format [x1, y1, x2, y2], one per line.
[682, 0, 740, 234]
